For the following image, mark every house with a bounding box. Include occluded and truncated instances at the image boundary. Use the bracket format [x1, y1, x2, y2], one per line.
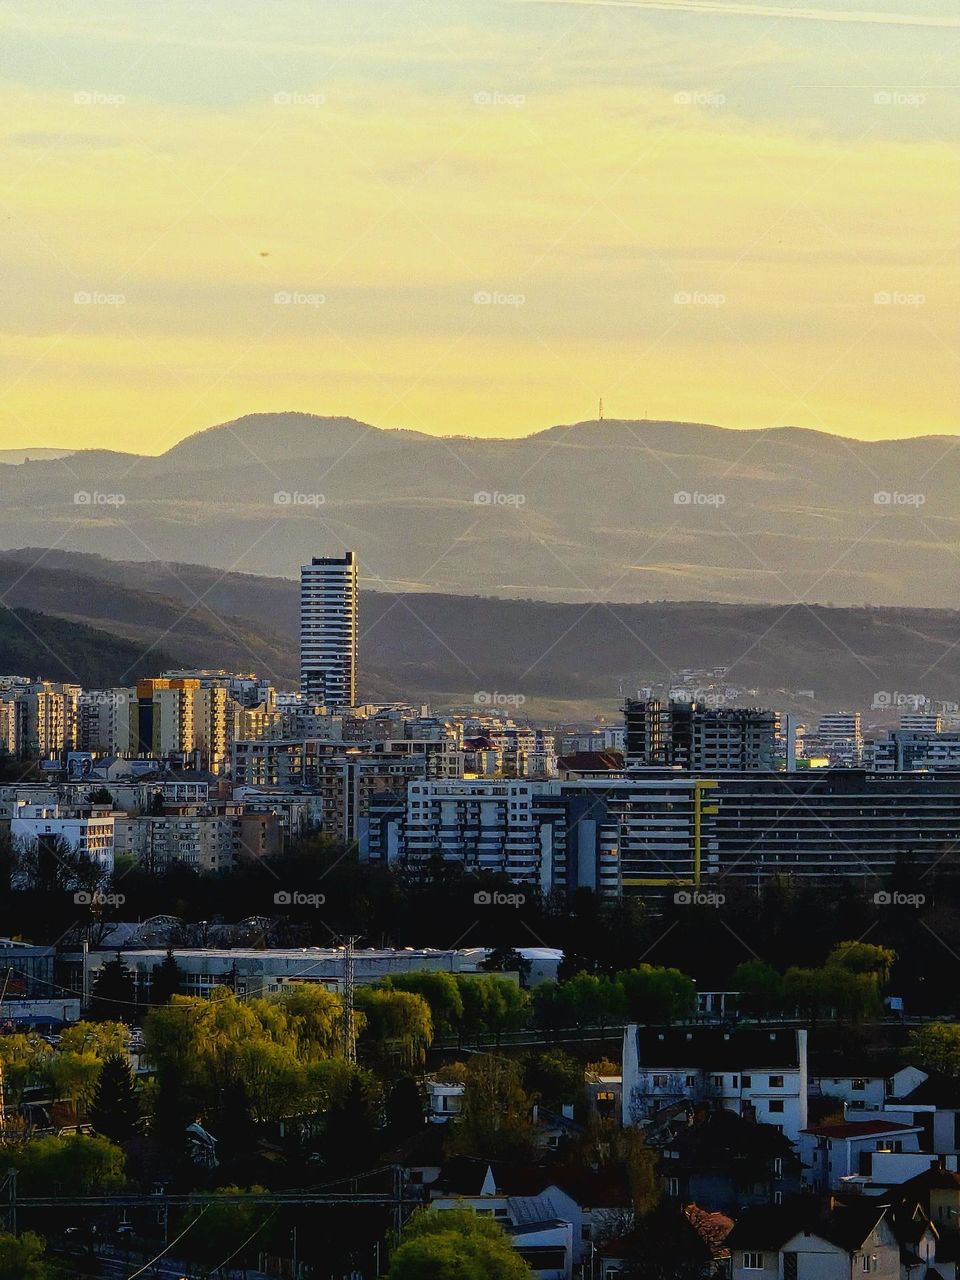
[598, 1204, 732, 1279]
[799, 1120, 923, 1191]
[428, 1156, 631, 1267]
[622, 1025, 808, 1142]
[873, 1073, 960, 1157]
[658, 1107, 802, 1214]
[809, 1051, 923, 1113]
[506, 1219, 573, 1280]
[425, 1077, 464, 1123]
[893, 1166, 960, 1241]
[726, 1201, 902, 1280]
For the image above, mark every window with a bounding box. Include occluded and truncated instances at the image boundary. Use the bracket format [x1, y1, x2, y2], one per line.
[852, 1078, 866, 1091]
[667, 1177, 680, 1197]
[713, 1075, 724, 1088]
[653, 1074, 668, 1087]
[769, 1100, 784, 1114]
[861, 1255, 874, 1273]
[742, 1074, 752, 1088]
[743, 1253, 764, 1270]
[769, 1075, 784, 1088]
[685, 1074, 696, 1087]
[773, 1157, 783, 1175]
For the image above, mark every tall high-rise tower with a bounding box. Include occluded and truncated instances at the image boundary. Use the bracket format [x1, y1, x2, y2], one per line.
[299, 551, 358, 709]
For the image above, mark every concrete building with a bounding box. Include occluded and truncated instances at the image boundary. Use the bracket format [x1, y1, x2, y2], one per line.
[624, 699, 779, 771]
[621, 1025, 809, 1143]
[11, 801, 115, 875]
[300, 552, 358, 709]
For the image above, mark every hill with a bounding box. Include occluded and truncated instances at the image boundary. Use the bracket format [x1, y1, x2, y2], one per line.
[0, 412, 957, 605]
[0, 607, 181, 688]
[2, 550, 960, 717]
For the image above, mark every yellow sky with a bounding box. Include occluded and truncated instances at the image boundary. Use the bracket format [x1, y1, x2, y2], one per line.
[2, 1, 958, 451]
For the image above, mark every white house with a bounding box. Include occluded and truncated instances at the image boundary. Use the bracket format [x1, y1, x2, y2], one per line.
[799, 1119, 923, 1191]
[727, 1202, 904, 1280]
[622, 1025, 808, 1143]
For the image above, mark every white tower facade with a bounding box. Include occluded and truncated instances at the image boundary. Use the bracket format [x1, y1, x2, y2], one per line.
[299, 552, 358, 709]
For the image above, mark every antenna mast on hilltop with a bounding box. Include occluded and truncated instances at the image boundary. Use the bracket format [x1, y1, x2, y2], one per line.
[598, 397, 604, 421]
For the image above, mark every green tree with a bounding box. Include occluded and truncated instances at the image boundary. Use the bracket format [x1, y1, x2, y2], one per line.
[389, 1208, 532, 1280]
[0, 1035, 52, 1116]
[909, 1023, 960, 1077]
[150, 949, 184, 1005]
[320, 1073, 380, 1174]
[617, 966, 697, 1024]
[13, 1133, 125, 1194]
[354, 987, 433, 1069]
[828, 940, 896, 984]
[89, 954, 136, 1021]
[380, 972, 464, 1038]
[523, 1050, 583, 1110]
[0, 1231, 51, 1280]
[181, 1186, 272, 1273]
[732, 960, 785, 1018]
[90, 1054, 140, 1143]
[449, 1055, 537, 1162]
[60, 1020, 130, 1058]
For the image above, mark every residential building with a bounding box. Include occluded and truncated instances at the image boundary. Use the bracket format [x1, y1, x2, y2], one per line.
[300, 552, 358, 709]
[799, 1119, 924, 1191]
[11, 801, 115, 875]
[726, 1202, 915, 1280]
[624, 699, 780, 771]
[621, 1026, 809, 1143]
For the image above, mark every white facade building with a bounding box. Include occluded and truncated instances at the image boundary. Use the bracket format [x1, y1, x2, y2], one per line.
[11, 801, 115, 875]
[299, 552, 358, 709]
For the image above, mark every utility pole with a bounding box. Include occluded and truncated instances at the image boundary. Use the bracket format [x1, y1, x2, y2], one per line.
[341, 935, 357, 1064]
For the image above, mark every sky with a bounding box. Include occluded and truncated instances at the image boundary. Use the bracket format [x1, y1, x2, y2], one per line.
[2, 0, 959, 452]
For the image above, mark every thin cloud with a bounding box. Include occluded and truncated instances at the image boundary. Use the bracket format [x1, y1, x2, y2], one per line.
[519, 0, 960, 29]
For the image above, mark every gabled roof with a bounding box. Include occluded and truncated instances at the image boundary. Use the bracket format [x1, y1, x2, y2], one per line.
[636, 1026, 801, 1070]
[899, 1072, 960, 1109]
[434, 1156, 493, 1195]
[727, 1201, 889, 1254]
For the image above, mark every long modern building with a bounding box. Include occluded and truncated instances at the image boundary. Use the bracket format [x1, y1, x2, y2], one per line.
[364, 769, 960, 901]
[300, 552, 358, 709]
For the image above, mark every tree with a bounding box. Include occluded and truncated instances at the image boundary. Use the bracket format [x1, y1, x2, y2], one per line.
[732, 960, 785, 1018]
[44, 1050, 101, 1129]
[385, 1075, 425, 1141]
[617, 966, 696, 1024]
[380, 972, 464, 1038]
[523, 1050, 583, 1110]
[388, 1208, 532, 1280]
[150, 949, 184, 1005]
[449, 1055, 537, 1162]
[60, 1020, 130, 1059]
[0, 1035, 52, 1117]
[320, 1072, 380, 1174]
[354, 987, 433, 1069]
[89, 954, 136, 1021]
[0, 1232, 51, 1280]
[90, 1054, 140, 1143]
[180, 1186, 272, 1273]
[909, 1023, 960, 1077]
[13, 1133, 125, 1194]
[828, 940, 896, 985]
[481, 946, 532, 983]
